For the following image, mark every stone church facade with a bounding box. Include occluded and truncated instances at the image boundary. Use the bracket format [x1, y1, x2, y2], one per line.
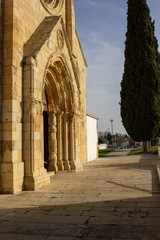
[0, 0, 87, 194]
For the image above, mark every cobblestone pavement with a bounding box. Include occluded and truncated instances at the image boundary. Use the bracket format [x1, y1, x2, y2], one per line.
[0, 149, 160, 240]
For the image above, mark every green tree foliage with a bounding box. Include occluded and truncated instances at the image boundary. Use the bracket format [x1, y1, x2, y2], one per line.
[116, 134, 126, 147]
[121, 0, 160, 150]
[106, 132, 112, 144]
[98, 136, 106, 144]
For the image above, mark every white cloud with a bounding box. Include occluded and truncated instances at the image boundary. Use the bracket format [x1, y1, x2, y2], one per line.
[85, 0, 98, 7]
[84, 0, 126, 18]
[85, 32, 124, 94]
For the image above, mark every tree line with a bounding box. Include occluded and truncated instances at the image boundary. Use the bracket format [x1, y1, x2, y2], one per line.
[98, 132, 128, 146]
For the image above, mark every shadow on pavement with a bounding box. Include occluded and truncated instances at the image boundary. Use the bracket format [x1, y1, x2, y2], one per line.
[0, 196, 160, 239]
[0, 154, 160, 239]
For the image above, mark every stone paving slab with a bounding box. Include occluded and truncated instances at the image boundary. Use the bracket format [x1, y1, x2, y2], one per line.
[0, 233, 46, 240]
[0, 150, 160, 239]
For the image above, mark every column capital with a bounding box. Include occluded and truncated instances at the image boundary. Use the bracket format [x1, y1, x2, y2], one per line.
[57, 110, 64, 119]
[48, 104, 57, 114]
[71, 110, 80, 118]
[64, 112, 70, 121]
[70, 111, 75, 118]
[23, 56, 37, 66]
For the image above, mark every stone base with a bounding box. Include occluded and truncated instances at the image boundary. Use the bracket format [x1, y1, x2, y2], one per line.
[48, 160, 58, 173]
[63, 160, 71, 171]
[1, 162, 24, 194]
[70, 159, 82, 172]
[24, 170, 50, 191]
[57, 160, 64, 171]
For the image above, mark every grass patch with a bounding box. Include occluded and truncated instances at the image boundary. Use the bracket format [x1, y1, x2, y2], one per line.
[99, 149, 113, 157]
[129, 146, 158, 155]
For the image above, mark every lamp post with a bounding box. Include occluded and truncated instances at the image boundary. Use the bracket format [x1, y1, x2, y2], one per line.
[110, 119, 114, 149]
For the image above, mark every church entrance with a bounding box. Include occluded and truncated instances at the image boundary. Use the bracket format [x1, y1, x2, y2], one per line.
[42, 58, 77, 173]
[43, 92, 49, 170]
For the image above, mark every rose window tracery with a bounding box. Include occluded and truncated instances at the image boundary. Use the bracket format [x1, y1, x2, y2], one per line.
[44, 0, 54, 4]
[40, 0, 64, 14]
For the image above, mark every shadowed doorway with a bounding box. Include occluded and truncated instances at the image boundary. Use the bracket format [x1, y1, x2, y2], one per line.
[43, 92, 49, 170]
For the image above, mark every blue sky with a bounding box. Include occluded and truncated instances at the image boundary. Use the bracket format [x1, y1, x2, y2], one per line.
[74, 0, 160, 134]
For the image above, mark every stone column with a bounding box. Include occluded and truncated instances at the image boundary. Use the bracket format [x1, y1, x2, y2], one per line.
[69, 114, 75, 170]
[57, 111, 64, 171]
[48, 111, 58, 172]
[23, 57, 37, 189]
[63, 113, 70, 170]
[69, 113, 82, 172]
[23, 56, 50, 190]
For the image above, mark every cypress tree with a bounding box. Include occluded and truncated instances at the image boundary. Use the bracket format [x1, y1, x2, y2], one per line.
[120, 0, 160, 152]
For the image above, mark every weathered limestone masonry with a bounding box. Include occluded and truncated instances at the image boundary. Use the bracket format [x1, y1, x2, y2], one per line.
[0, 0, 87, 194]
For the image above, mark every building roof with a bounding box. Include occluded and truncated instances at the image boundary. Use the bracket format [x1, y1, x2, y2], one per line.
[87, 113, 99, 120]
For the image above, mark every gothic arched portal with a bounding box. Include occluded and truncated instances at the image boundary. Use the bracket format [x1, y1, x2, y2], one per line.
[43, 58, 76, 173]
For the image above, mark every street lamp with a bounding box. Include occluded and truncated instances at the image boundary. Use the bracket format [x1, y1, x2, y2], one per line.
[110, 119, 114, 149]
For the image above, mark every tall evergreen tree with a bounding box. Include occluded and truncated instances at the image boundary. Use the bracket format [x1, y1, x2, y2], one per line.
[120, 0, 160, 152]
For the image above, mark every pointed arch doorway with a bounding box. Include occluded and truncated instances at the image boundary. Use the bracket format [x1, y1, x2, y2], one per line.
[42, 57, 77, 173]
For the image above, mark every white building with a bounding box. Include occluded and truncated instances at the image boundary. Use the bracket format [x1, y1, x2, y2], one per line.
[87, 114, 99, 162]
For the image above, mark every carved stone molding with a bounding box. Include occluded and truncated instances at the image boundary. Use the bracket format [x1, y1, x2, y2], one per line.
[40, 0, 64, 15]
[28, 96, 43, 115]
[2, 141, 15, 152]
[57, 29, 64, 49]
[53, 62, 62, 73]
[48, 103, 57, 113]
[48, 113, 58, 172]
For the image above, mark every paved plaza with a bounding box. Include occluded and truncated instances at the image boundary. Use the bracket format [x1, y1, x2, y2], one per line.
[0, 150, 160, 240]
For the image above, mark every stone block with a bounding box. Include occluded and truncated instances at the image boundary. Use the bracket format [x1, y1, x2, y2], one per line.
[1, 161, 24, 194]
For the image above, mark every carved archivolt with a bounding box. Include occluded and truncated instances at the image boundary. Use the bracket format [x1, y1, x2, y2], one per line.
[44, 57, 76, 114]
